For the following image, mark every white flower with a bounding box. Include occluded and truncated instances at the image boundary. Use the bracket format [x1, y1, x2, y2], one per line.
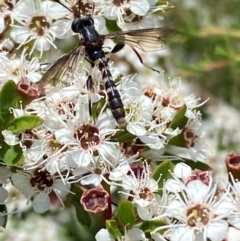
[117, 12, 163, 31]
[29, 87, 118, 172]
[2, 130, 19, 146]
[153, 180, 234, 241]
[125, 228, 148, 241]
[11, 168, 70, 213]
[227, 227, 240, 241]
[95, 228, 114, 241]
[173, 162, 193, 180]
[93, 0, 150, 24]
[0, 186, 8, 203]
[108, 153, 133, 182]
[183, 117, 210, 161]
[54, 110, 118, 168]
[10, 0, 70, 55]
[165, 163, 212, 194]
[151, 79, 204, 121]
[228, 174, 240, 229]
[0, 48, 42, 85]
[119, 163, 159, 217]
[0, 166, 11, 184]
[0, 0, 16, 33]
[72, 152, 133, 186]
[95, 227, 148, 241]
[123, 81, 153, 136]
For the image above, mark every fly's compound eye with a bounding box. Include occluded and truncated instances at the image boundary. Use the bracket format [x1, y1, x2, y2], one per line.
[88, 18, 94, 26]
[85, 15, 94, 26]
[71, 17, 94, 33]
[71, 18, 83, 33]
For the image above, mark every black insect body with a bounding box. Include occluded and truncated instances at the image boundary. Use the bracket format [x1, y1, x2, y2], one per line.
[38, 0, 179, 125]
[39, 12, 126, 124]
[73, 15, 126, 125]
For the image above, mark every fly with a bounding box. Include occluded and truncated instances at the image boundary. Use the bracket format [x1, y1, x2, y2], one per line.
[38, 0, 179, 125]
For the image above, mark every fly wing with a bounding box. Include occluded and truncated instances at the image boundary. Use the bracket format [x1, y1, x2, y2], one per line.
[105, 28, 180, 52]
[38, 45, 86, 94]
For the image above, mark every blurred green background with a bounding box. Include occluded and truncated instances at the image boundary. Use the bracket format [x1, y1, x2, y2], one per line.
[165, 0, 240, 109]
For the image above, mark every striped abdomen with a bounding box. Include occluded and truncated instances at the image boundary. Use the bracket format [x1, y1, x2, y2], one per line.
[98, 59, 125, 125]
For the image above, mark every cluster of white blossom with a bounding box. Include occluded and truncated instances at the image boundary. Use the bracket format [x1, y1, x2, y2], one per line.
[0, 1, 239, 241]
[0, 0, 169, 56]
[96, 163, 240, 241]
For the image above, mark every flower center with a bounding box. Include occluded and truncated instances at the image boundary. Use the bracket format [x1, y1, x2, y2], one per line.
[121, 138, 145, 156]
[30, 168, 54, 191]
[187, 170, 210, 186]
[29, 16, 50, 36]
[57, 101, 76, 116]
[74, 124, 100, 150]
[112, 0, 127, 7]
[183, 127, 198, 148]
[20, 130, 38, 148]
[187, 204, 210, 227]
[71, 0, 93, 16]
[49, 136, 66, 153]
[139, 186, 152, 200]
[126, 100, 142, 122]
[0, 0, 14, 12]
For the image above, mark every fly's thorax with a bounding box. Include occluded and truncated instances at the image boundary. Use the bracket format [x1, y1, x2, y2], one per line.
[81, 27, 100, 42]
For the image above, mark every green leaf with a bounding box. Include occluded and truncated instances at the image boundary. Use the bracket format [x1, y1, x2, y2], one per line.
[106, 220, 122, 238]
[215, 46, 229, 58]
[0, 80, 19, 111]
[140, 220, 166, 234]
[0, 143, 24, 166]
[8, 115, 43, 133]
[152, 160, 174, 196]
[105, 19, 121, 33]
[0, 204, 8, 228]
[0, 114, 5, 132]
[156, 1, 176, 11]
[67, 184, 92, 228]
[117, 200, 135, 228]
[114, 75, 123, 84]
[92, 97, 106, 122]
[154, 153, 211, 171]
[0, 80, 19, 126]
[169, 105, 188, 130]
[176, 158, 211, 171]
[110, 130, 135, 143]
[168, 133, 186, 147]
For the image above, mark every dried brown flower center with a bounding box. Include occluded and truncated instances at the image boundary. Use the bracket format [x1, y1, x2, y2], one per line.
[112, 0, 127, 7]
[30, 168, 53, 190]
[187, 204, 209, 227]
[74, 124, 100, 150]
[30, 16, 50, 36]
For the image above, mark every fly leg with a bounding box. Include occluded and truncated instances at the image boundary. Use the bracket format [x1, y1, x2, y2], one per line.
[111, 43, 125, 54]
[131, 46, 161, 74]
[109, 43, 161, 74]
[104, 43, 125, 61]
[86, 75, 94, 117]
[85, 59, 95, 117]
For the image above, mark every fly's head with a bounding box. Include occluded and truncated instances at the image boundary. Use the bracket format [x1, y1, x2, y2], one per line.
[71, 16, 94, 33]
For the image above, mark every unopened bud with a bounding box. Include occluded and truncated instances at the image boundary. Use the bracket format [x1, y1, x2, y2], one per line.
[225, 152, 240, 181]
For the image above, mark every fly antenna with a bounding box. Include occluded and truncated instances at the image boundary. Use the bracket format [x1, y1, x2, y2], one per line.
[91, 2, 95, 16]
[54, 0, 79, 18]
[78, 0, 81, 18]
